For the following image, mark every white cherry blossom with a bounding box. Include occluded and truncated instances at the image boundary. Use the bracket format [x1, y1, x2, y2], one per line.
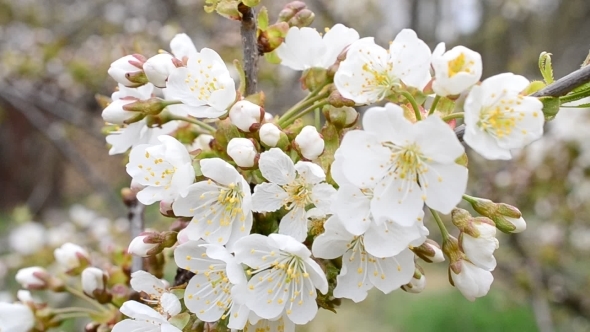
[334, 29, 431, 105]
[227, 138, 258, 168]
[126, 135, 195, 205]
[252, 148, 336, 241]
[130, 270, 180, 317]
[276, 23, 359, 70]
[431, 43, 482, 97]
[173, 241, 249, 329]
[102, 83, 154, 125]
[0, 302, 34, 332]
[173, 158, 252, 251]
[234, 234, 328, 325]
[165, 48, 236, 118]
[111, 300, 181, 332]
[450, 259, 494, 301]
[464, 73, 544, 160]
[336, 103, 467, 225]
[312, 215, 416, 302]
[294, 126, 324, 160]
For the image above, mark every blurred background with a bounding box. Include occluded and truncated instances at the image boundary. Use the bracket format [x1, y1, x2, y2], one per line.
[1, 0, 590, 331]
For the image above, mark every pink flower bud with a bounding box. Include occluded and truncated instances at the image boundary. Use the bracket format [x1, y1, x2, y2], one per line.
[227, 138, 258, 168]
[54, 243, 90, 274]
[295, 125, 324, 160]
[127, 235, 159, 257]
[229, 100, 264, 132]
[15, 267, 50, 290]
[143, 53, 176, 88]
[108, 55, 147, 87]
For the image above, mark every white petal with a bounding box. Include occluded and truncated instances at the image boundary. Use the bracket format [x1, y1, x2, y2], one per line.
[201, 158, 241, 187]
[422, 163, 468, 214]
[414, 115, 465, 163]
[170, 33, 198, 60]
[119, 300, 167, 323]
[338, 130, 390, 188]
[333, 249, 372, 302]
[464, 125, 512, 160]
[173, 240, 216, 273]
[312, 216, 354, 259]
[362, 103, 413, 145]
[252, 183, 287, 212]
[320, 24, 360, 68]
[372, 176, 424, 226]
[451, 261, 494, 301]
[258, 148, 296, 185]
[111, 319, 160, 332]
[389, 29, 432, 89]
[368, 248, 415, 294]
[276, 27, 324, 70]
[161, 292, 181, 316]
[363, 218, 426, 258]
[234, 234, 274, 269]
[284, 277, 319, 324]
[184, 273, 229, 322]
[130, 270, 166, 296]
[294, 161, 326, 184]
[246, 269, 288, 320]
[310, 183, 336, 212]
[278, 207, 308, 242]
[332, 184, 372, 235]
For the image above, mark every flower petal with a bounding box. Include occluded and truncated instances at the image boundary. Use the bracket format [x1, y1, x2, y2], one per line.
[258, 148, 297, 185]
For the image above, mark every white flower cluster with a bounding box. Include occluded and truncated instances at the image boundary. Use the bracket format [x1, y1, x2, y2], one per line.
[0, 10, 546, 331]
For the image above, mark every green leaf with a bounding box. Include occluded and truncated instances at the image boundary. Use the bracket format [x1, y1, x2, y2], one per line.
[169, 312, 191, 329]
[540, 96, 560, 120]
[233, 59, 246, 97]
[560, 86, 590, 104]
[539, 52, 554, 84]
[257, 6, 269, 30]
[242, 0, 261, 8]
[560, 102, 590, 108]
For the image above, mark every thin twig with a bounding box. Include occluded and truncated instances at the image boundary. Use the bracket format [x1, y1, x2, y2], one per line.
[532, 65, 590, 98]
[238, 3, 259, 96]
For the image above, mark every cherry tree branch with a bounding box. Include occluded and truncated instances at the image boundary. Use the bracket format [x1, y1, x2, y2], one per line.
[238, 3, 259, 96]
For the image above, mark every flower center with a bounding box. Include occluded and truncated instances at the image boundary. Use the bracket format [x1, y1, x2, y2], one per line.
[282, 178, 313, 210]
[477, 95, 526, 139]
[138, 150, 177, 188]
[447, 53, 469, 77]
[386, 142, 426, 181]
[216, 182, 245, 227]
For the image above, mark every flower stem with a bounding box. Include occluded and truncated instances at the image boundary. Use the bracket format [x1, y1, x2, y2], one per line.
[441, 112, 464, 122]
[314, 108, 321, 131]
[280, 100, 330, 128]
[52, 307, 102, 315]
[462, 194, 477, 204]
[428, 95, 441, 115]
[64, 285, 109, 313]
[279, 84, 330, 127]
[401, 91, 422, 121]
[55, 313, 90, 320]
[429, 208, 450, 241]
[167, 115, 216, 134]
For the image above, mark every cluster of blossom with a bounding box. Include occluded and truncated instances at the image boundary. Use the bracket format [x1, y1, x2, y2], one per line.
[1, 2, 547, 330]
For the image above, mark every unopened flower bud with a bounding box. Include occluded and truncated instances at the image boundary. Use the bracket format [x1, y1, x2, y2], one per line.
[288, 8, 315, 28]
[459, 218, 498, 271]
[325, 105, 358, 128]
[328, 90, 356, 107]
[143, 53, 176, 88]
[15, 267, 51, 290]
[122, 97, 171, 117]
[17, 290, 34, 304]
[108, 54, 147, 87]
[229, 100, 264, 132]
[402, 266, 426, 293]
[81, 267, 111, 303]
[259, 123, 288, 148]
[159, 200, 175, 217]
[128, 234, 159, 257]
[264, 112, 274, 122]
[467, 196, 526, 233]
[411, 239, 445, 263]
[294, 125, 324, 160]
[449, 259, 493, 301]
[188, 134, 213, 153]
[227, 138, 258, 168]
[54, 243, 90, 275]
[451, 208, 472, 230]
[102, 98, 140, 124]
[277, 1, 307, 23]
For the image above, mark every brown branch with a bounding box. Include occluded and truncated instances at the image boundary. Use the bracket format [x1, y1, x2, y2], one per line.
[238, 3, 259, 96]
[532, 64, 590, 98]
